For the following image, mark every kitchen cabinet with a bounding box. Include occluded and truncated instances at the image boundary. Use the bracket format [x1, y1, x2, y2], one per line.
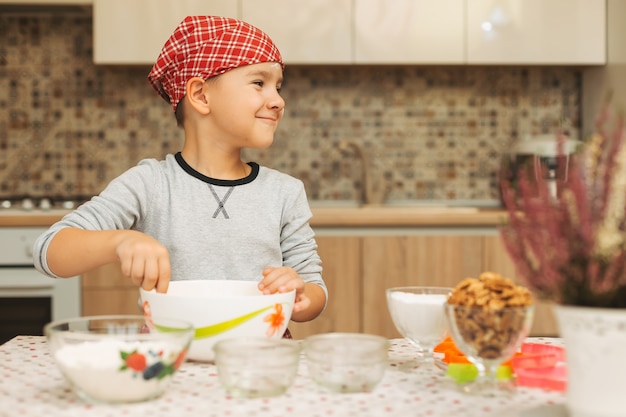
[81, 263, 140, 315]
[240, 0, 352, 64]
[340, 231, 557, 339]
[467, 0, 606, 64]
[89, 0, 606, 65]
[361, 235, 484, 338]
[354, 0, 465, 64]
[291, 233, 485, 339]
[80, 231, 558, 338]
[93, 0, 238, 65]
[290, 228, 558, 338]
[288, 236, 361, 339]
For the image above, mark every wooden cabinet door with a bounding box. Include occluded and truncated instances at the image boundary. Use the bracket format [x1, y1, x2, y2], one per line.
[354, 0, 465, 64]
[82, 263, 140, 315]
[467, 0, 606, 64]
[81, 262, 130, 289]
[288, 236, 361, 339]
[241, 0, 352, 64]
[361, 235, 483, 338]
[482, 235, 559, 336]
[82, 288, 141, 316]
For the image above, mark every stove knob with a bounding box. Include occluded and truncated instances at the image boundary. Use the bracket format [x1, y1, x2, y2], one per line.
[22, 198, 34, 211]
[39, 198, 52, 211]
[0, 200, 11, 209]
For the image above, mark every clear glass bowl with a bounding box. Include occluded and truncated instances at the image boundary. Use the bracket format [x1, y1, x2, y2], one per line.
[213, 337, 301, 398]
[444, 302, 535, 396]
[303, 332, 389, 393]
[44, 315, 194, 404]
[386, 286, 452, 367]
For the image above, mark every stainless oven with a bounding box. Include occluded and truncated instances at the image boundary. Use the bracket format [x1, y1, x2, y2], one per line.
[0, 227, 81, 344]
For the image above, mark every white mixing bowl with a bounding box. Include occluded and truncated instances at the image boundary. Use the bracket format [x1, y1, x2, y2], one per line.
[139, 280, 295, 361]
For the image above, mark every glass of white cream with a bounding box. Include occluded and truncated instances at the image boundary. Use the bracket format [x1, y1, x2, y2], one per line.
[386, 286, 452, 368]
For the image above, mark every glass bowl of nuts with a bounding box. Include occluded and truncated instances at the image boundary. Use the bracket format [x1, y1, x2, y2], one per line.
[444, 272, 535, 396]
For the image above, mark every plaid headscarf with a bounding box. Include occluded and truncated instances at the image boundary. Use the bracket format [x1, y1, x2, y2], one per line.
[148, 16, 284, 112]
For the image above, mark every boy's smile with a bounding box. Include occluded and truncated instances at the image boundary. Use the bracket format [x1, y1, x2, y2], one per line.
[204, 61, 285, 150]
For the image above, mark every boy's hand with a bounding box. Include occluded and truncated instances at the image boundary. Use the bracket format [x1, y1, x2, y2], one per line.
[115, 231, 171, 293]
[259, 266, 310, 313]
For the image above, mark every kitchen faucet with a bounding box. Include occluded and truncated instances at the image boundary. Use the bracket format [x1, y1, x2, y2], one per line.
[338, 140, 390, 206]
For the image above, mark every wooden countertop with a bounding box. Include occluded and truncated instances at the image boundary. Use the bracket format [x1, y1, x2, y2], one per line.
[0, 210, 71, 227]
[0, 206, 509, 228]
[310, 206, 508, 227]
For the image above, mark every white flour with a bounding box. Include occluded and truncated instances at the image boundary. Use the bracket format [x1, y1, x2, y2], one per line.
[53, 339, 183, 403]
[387, 292, 448, 348]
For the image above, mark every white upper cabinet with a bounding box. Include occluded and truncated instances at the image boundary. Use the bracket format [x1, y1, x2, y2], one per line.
[93, 0, 238, 65]
[467, 0, 606, 64]
[240, 0, 352, 64]
[90, 0, 606, 65]
[354, 0, 465, 64]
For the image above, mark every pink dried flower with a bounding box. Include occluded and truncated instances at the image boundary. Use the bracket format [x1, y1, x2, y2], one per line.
[499, 97, 626, 308]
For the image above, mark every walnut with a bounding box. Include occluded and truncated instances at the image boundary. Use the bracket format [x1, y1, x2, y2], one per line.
[447, 272, 534, 360]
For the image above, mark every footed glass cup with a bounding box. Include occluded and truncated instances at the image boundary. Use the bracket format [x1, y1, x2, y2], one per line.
[386, 286, 452, 368]
[444, 302, 535, 396]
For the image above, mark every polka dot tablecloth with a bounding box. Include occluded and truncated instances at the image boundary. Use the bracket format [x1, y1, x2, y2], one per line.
[0, 336, 567, 417]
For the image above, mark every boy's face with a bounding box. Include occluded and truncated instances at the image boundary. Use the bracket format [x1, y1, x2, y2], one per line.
[205, 62, 285, 149]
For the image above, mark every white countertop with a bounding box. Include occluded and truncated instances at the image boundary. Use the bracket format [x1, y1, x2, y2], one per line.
[0, 336, 567, 417]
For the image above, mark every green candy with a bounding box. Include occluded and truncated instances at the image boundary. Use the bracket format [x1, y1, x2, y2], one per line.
[446, 363, 513, 384]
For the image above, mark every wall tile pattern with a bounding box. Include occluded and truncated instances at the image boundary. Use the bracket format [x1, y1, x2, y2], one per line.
[0, 15, 581, 205]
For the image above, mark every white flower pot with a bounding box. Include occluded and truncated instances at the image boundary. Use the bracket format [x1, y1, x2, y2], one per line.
[554, 305, 626, 417]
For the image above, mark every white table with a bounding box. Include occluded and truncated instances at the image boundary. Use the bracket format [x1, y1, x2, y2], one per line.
[0, 336, 567, 417]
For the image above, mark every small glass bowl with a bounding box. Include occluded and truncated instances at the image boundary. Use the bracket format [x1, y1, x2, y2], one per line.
[212, 337, 301, 398]
[303, 332, 389, 393]
[44, 315, 194, 404]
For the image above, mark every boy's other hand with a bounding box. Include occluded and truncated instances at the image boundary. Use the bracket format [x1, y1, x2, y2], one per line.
[115, 231, 171, 293]
[259, 266, 310, 313]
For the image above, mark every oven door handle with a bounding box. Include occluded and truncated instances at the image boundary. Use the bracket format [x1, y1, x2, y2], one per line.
[0, 269, 59, 289]
[1, 284, 55, 290]
[0, 283, 57, 293]
[0, 289, 59, 299]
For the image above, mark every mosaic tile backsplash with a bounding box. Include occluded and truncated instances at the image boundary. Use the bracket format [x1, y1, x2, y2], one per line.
[0, 14, 582, 206]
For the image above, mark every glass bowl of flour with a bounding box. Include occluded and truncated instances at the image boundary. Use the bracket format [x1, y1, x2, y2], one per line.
[44, 315, 194, 404]
[386, 286, 452, 368]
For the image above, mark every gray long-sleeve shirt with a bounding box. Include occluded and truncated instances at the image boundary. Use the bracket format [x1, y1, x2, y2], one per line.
[34, 153, 326, 300]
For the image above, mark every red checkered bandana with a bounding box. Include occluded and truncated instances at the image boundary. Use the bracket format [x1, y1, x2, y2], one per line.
[148, 16, 284, 112]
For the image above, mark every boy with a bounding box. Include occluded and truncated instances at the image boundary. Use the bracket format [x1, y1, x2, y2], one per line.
[33, 16, 327, 322]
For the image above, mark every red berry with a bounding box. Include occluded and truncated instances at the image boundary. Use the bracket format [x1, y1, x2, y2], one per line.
[125, 352, 147, 371]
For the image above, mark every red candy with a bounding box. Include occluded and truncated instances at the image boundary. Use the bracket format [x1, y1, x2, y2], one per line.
[515, 363, 568, 392]
[512, 343, 567, 392]
[511, 343, 566, 369]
